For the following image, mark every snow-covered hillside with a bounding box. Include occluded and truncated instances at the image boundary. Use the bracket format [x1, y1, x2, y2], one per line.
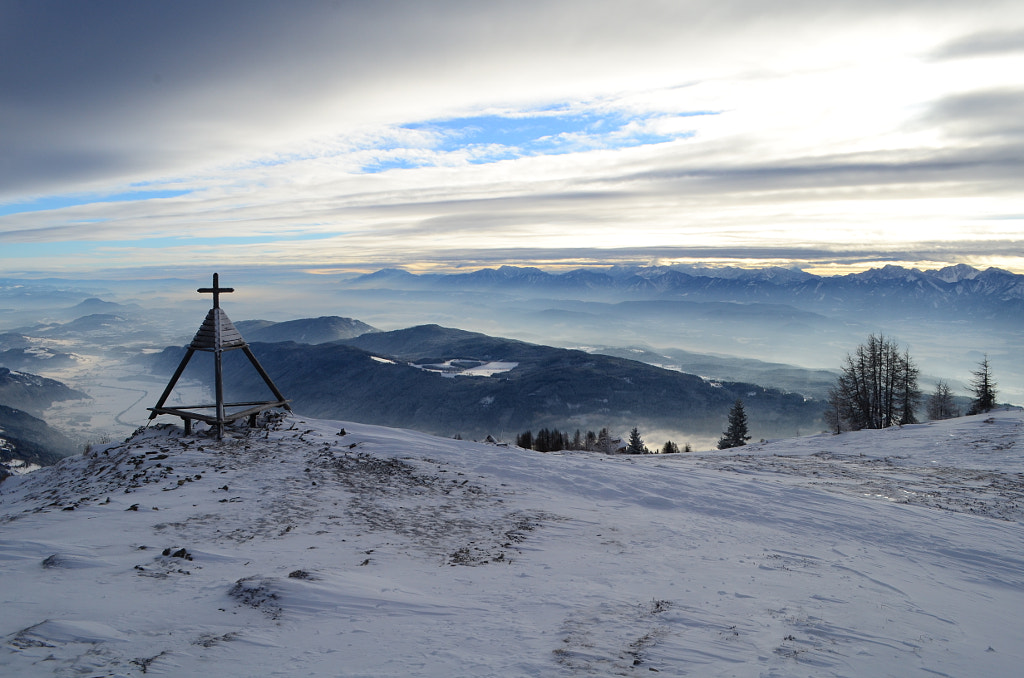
[1, 411, 1023, 677]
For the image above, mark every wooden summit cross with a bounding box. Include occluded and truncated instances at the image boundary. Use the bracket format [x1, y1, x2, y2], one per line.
[199, 273, 232, 309]
[148, 273, 290, 438]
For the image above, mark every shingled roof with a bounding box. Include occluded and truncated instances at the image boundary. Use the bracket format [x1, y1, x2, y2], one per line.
[190, 307, 247, 350]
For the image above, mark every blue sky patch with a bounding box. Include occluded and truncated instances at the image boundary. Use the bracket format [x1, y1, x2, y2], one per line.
[361, 108, 711, 172]
[0, 188, 191, 217]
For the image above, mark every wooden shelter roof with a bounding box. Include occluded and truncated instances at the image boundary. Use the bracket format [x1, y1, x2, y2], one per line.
[190, 307, 247, 350]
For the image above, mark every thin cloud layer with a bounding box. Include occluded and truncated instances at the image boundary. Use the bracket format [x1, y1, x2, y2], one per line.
[930, 28, 1024, 60]
[2, 0, 1023, 274]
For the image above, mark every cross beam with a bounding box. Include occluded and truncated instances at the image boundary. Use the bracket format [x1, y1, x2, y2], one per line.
[197, 272, 234, 309]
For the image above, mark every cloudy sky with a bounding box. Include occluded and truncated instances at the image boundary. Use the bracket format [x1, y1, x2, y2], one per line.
[2, 0, 1023, 277]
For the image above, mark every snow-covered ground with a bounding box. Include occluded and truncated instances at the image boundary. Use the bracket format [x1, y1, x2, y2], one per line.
[1, 410, 1023, 677]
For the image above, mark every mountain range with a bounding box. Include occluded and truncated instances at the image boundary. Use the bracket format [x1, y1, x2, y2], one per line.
[346, 263, 1024, 327]
[0, 404, 79, 475]
[589, 346, 839, 401]
[349, 263, 1022, 308]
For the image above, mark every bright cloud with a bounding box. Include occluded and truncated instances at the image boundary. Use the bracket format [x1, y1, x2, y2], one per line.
[1, 1, 1023, 275]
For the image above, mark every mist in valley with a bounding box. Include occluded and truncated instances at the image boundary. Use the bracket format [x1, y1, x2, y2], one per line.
[2, 264, 1021, 453]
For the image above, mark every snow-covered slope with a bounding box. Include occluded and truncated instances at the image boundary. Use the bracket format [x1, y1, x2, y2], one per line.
[1, 411, 1023, 677]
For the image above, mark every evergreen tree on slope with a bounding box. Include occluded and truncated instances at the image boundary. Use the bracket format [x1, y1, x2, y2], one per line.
[967, 355, 997, 415]
[626, 427, 647, 454]
[718, 399, 751, 450]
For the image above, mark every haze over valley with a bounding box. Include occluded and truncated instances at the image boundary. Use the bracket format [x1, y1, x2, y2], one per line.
[1, 262, 1020, 457]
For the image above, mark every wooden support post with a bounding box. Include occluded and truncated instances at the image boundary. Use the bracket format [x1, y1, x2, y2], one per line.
[214, 348, 225, 439]
[242, 345, 291, 410]
[149, 348, 196, 419]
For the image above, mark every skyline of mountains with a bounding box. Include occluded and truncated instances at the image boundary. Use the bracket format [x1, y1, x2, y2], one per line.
[3, 262, 1022, 330]
[347, 263, 1024, 321]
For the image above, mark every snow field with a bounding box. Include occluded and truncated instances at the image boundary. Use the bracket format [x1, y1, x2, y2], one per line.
[1, 411, 1023, 676]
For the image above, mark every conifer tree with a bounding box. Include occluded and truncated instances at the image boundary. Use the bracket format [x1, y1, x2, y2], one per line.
[717, 399, 751, 450]
[626, 427, 646, 454]
[967, 355, 997, 415]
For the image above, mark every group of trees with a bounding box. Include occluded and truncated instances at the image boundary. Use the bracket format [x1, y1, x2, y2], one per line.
[826, 334, 999, 433]
[825, 334, 921, 432]
[511, 401, 752, 454]
[515, 426, 691, 454]
[516, 334, 1001, 452]
[514, 428, 577, 452]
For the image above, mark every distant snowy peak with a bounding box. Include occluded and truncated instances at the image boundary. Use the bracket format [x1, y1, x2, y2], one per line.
[851, 264, 923, 282]
[455, 266, 552, 287]
[923, 264, 982, 283]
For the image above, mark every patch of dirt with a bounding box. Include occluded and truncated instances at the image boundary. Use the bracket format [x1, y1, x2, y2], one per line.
[311, 446, 560, 565]
[228, 577, 282, 619]
[554, 599, 676, 673]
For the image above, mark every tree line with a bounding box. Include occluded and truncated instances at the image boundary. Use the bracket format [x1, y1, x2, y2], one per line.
[825, 333, 999, 433]
[514, 401, 753, 454]
[515, 426, 692, 454]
